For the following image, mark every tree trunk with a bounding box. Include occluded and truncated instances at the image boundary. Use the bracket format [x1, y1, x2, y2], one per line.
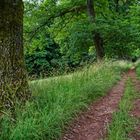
[94, 32, 104, 59]
[115, 0, 119, 12]
[87, 0, 105, 60]
[0, 0, 31, 109]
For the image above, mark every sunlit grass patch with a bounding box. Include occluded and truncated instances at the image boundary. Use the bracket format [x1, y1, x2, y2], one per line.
[0, 60, 130, 140]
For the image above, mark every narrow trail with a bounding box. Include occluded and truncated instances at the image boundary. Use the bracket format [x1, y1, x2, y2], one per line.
[128, 69, 140, 140]
[62, 73, 129, 140]
[128, 69, 140, 118]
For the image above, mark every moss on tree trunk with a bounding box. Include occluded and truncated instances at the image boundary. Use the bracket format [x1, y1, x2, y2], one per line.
[0, 0, 31, 109]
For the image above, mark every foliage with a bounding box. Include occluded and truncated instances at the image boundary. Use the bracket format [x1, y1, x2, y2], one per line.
[23, 0, 140, 76]
[24, 31, 61, 76]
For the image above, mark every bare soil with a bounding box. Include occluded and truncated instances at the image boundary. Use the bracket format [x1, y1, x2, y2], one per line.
[61, 74, 128, 140]
[61, 69, 140, 140]
[128, 69, 140, 140]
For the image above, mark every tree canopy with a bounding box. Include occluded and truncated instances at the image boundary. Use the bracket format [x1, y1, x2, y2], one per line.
[24, 0, 140, 76]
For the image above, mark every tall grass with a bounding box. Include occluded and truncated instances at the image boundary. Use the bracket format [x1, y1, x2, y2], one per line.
[0, 61, 129, 140]
[107, 80, 138, 140]
[136, 62, 140, 79]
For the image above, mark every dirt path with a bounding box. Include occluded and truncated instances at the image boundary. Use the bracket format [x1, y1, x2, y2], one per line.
[61, 74, 128, 140]
[128, 69, 140, 118]
[128, 69, 140, 140]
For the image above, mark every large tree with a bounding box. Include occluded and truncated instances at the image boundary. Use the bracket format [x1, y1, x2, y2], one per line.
[87, 0, 105, 60]
[0, 0, 30, 109]
[26, 0, 105, 61]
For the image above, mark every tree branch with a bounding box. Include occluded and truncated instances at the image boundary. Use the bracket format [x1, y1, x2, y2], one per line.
[27, 4, 86, 39]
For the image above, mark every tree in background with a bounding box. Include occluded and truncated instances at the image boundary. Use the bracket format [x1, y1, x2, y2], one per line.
[87, 0, 104, 60]
[24, 0, 140, 76]
[25, 32, 61, 76]
[0, 0, 30, 109]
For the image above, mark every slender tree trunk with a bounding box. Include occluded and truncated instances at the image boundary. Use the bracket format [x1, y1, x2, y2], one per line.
[0, 0, 31, 109]
[115, 0, 119, 12]
[87, 0, 105, 60]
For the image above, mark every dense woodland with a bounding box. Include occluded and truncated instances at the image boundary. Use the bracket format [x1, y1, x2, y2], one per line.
[24, 0, 140, 76]
[0, 0, 140, 140]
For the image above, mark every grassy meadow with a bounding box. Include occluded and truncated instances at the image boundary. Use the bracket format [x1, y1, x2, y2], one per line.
[0, 61, 131, 140]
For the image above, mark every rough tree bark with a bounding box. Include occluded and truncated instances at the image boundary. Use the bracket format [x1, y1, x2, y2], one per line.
[0, 0, 31, 109]
[87, 0, 105, 60]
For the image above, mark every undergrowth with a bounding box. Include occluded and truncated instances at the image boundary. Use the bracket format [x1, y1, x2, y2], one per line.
[0, 61, 130, 140]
